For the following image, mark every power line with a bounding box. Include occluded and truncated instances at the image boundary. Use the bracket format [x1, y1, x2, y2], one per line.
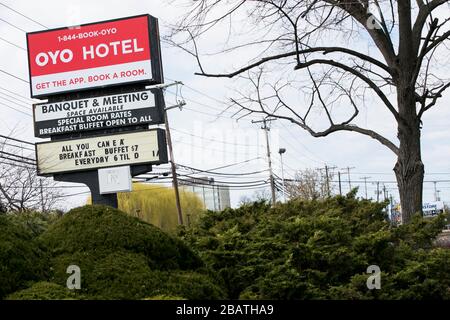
[137, 180, 270, 191]
[0, 36, 26, 50]
[0, 101, 32, 116]
[188, 169, 268, 177]
[0, 2, 48, 29]
[178, 177, 268, 186]
[0, 17, 28, 32]
[165, 76, 225, 105]
[0, 134, 34, 145]
[275, 137, 314, 168]
[54, 191, 91, 199]
[0, 85, 34, 102]
[276, 121, 328, 165]
[177, 157, 262, 175]
[170, 127, 262, 148]
[2, 184, 88, 189]
[0, 154, 35, 166]
[181, 106, 234, 120]
[145, 167, 270, 179]
[165, 89, 238, 117]
[172, 138, 260, 156]
[0, 150, 35, 162]
[0, 93, 32, 111]
[151, 169, 269, 179]
[139, 174, 269, 186]
[0, 69, 29, 83]
[0, 159, 34, 170]
[0, 90, 33, 106]
[1, 141, 34, 152]
[150, 178, 270, 190]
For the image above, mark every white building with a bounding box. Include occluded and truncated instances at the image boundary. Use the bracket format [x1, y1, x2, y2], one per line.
[180, 177, 231, 211]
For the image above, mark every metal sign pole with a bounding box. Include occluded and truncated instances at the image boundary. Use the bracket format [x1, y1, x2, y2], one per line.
[164, 108, 183, 225]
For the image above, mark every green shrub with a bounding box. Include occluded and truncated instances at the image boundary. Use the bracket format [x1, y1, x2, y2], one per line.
[0, 215, 49, 299]
[49, 250, 160, 300]
[6, 282, 76, 300]
[31, 205, 224, 300]
[40, 205, 203, 271]
[157, 271, 226, 299]
[39, 250, 225, 300]
[6, 211, 61, 237]
[179, 195, 449, 299]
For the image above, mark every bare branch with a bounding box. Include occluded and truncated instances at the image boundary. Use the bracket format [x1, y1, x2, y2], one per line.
[195, 46, 392, 78]
[294, 58, 398, 120]
[418, 81, 450, 118]
[322, 0, 396, 65]
[232, 96, 399, 155]
[413, 0, 449, 52]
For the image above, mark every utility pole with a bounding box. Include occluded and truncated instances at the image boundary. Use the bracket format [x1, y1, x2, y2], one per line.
[252, 118, 276, 205]
[164, 108, 183, 225]
[390, 195, 394, 217]
[341, 166, 355, 191]
[318, 165, 337, 197]
[39, 178, 44, 212]
[433, 181, 438, 201]
[338, 171, 342, 196]
[360, 176, 371, 199]
[278, 148, 287, 202]
[161, 81, 186, 225]
[383, 184, 387, 201]
[376, 181, 380, 202]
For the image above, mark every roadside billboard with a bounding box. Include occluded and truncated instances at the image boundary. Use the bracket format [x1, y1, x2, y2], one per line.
[423, 201, 445, 218]
[27, 14, 163, 98]
[36, 129, 167, 175]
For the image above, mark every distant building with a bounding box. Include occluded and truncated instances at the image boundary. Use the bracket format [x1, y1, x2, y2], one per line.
[180, 177, 231, 211]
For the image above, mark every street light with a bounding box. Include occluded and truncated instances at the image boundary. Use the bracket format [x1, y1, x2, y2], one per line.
[278, 148, 286, 202]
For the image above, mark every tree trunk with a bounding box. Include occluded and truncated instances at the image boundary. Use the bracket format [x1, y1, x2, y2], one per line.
[394, 86, 424, 224]
[394, 1, 424, 224]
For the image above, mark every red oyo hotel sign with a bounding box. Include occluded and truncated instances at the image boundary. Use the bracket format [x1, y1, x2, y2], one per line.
[26, 15, 163, 98]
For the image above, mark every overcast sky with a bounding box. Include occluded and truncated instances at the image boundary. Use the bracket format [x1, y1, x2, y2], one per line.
[0, 0, 449, 210]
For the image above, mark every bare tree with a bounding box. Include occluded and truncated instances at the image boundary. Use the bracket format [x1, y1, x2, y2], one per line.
[169, 0, 450, 223]
[0, 139, 62, 212]
[253, 188, 273, 202]
[286, 168, 334, 200]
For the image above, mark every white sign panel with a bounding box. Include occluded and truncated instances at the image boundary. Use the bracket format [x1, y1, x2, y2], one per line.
[36, 129, 167, 175]
[422, 201, 445, 218]
[98, 166, 132, 194]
